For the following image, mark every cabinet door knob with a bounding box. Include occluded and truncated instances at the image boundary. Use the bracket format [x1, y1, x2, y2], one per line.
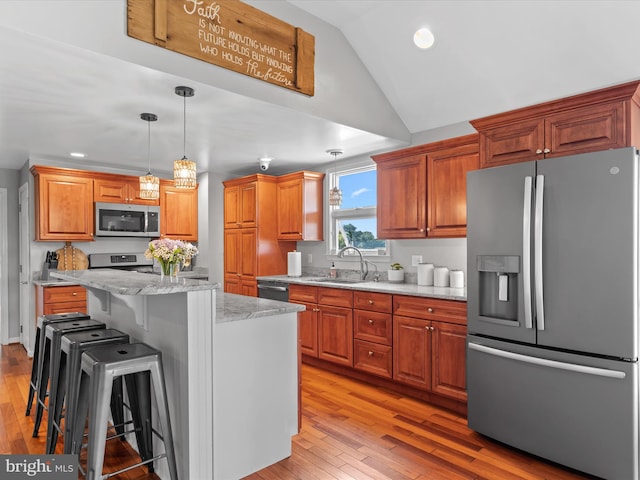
[368, 351, 374, 357]
[368, 319, 374, 324]
[419, 228, 425, 232]
[543, 148, 551, 154]
[72, 292, 77, 296]
[536, 149, 543, 154]
[427, 307, 434, 313]
[368, 300, 374, 305]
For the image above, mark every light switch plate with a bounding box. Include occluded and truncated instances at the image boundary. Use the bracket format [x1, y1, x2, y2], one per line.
[411, 255, 423, 266]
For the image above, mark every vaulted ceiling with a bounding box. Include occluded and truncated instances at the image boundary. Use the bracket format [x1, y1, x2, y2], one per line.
[0, 1, 638, 178]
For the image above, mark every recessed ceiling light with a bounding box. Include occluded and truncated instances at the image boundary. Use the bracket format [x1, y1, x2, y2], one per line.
[413, 27, 435, 49]
[70, 152, 86, 158]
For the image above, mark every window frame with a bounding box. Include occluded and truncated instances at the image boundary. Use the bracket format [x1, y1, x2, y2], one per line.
[325, 160, 390, 258]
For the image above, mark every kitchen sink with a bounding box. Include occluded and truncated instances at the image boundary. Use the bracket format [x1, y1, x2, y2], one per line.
[315, 278, 367, 284]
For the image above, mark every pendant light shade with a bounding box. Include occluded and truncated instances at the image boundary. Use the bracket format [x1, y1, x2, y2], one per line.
[327, 149, 344, 206]
[173, 86, 197, 189]
[139, 112, 160, 200]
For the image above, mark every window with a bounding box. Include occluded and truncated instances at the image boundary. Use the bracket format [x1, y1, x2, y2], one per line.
[328, 164, 388, 256]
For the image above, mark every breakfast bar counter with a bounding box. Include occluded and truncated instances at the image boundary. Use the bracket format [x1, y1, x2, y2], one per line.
[51, 269, 303, 480]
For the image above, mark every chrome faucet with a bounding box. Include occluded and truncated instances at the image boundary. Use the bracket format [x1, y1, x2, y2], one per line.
[365, 260, 380, 282]
[337, 246, 368, 280]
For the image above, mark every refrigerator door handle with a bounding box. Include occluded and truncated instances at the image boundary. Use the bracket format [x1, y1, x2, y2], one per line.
[522, 176, 533, 329]
[534, 174, 545, 330]
[468, 343, 626, 379]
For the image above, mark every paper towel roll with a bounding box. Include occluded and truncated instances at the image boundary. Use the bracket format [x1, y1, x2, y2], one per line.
[450, 270, 464, 288]
[288, 251, 302, 277]
[434, 266, 450, 287]
[417, 263, 434, 286]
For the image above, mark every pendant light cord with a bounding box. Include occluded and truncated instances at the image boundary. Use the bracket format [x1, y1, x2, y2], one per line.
[147, 118, 152, 174]
[182, 94, 187, 160]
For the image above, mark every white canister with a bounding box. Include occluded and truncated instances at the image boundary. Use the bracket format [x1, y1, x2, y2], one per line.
[433, 266, 450, 287]
[417, 263, 434, 286]
[450, 270, 464, 288]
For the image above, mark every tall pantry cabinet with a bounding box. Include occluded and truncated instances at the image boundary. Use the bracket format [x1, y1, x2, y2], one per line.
[223, 175, 296, 296]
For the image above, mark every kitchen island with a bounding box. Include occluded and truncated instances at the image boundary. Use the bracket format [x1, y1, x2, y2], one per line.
[51, 269, 303, 480]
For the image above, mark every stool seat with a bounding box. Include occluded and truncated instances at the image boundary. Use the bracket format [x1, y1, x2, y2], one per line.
[26, 312, 90, 417]
[32, 318, 105, 439]
[76, 343, 178, 480]
[45, 328, 130, 455]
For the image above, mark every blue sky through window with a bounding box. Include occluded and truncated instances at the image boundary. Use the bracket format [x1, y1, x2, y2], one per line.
[339, 169, 377, 235]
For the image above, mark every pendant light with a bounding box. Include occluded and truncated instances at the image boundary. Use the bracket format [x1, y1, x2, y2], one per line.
[173, 85, 197, 189]
[139, 112, 160, 200]
[327, 149, 344, 206]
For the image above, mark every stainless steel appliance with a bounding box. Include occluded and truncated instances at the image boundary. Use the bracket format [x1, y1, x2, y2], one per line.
[95, 202, 160, 237]
[88, 252, 153, 270]
[466, 147, 639, 480]
[257, 280, 289, 302]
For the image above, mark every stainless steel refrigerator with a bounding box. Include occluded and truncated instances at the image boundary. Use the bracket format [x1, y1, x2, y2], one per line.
[466, 147, 639, 480]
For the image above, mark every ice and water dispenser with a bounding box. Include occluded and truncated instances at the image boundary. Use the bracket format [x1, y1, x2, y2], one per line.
[477, 255, 519, 322]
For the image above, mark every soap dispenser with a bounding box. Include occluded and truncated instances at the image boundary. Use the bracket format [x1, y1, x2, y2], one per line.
[330, 262, 337, 278]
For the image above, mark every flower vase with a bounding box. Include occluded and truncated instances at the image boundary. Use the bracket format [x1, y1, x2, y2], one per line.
[160, 261, 178, 279]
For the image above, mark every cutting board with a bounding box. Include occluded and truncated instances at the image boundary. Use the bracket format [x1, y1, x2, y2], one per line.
[55, 242, 89, 270]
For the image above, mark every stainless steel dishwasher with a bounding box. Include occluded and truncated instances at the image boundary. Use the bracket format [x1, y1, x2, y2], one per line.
[256, 280, 289, 301]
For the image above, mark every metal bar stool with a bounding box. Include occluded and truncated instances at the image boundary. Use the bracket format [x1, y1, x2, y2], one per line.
[75, 343, 178, 480]
[32, 319, 106, 438]
[45, 328, 131, 454]
[26, 312, 90, 416]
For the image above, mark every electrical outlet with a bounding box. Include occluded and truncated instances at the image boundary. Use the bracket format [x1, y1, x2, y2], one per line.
[307, 254, 313, 264]
[411, 255, 423, 266]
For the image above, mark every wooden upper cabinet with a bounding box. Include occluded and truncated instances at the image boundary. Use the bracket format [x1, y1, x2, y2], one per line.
[30, 166, 95, 241]
[94, 174, 159, 206]
[277, 171, 324, 241]
[427, 142, 479, 238]
[159, 180, 198, 241]
[471, 80, 640, 168]
[375, 153, 427, 239]
[224, 181, 257, 229]
[373, 134, 479, 239]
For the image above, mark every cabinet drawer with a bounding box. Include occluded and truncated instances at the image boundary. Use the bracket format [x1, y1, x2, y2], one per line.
[354, 309, 392, 345]
[393, 295, 466, 325]
[353, 291, 392, 313]
[353, 340, 392, 378]
[318, 287, 353, 308]
[43, 285, 87, 304]
[289, 284, 318, 303]
[43, 301, 87, 315]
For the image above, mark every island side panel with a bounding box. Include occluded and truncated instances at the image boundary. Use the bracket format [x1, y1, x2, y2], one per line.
[214, 311, 298, 480]
[86, 288, 215, 480]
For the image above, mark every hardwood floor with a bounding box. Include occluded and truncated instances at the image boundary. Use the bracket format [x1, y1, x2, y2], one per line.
[1, 343, 595, 480]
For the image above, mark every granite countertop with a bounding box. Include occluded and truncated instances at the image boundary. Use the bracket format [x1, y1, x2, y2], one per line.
[33, 278, 81, 287]
[51, 269, 219, 295]
[258, 274, 467, 301]
[216, 293, 305, 324]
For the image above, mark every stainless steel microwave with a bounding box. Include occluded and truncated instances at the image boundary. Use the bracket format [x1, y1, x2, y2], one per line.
[95, 202, 160, 237]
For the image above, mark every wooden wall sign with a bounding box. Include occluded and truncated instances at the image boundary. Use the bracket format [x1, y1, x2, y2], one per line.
[127, 0, 315, 96]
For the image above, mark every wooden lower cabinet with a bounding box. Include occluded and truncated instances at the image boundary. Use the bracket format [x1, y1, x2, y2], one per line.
[294, 284, 468, 409]
[290, 285, 353, 366]
[36, 284, 87, 319]
[393, 295, 467, 402]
